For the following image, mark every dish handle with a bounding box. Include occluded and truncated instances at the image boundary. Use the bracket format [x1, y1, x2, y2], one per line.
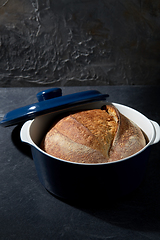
[150, 120, 160, 145]
[20, 120, 33, 145]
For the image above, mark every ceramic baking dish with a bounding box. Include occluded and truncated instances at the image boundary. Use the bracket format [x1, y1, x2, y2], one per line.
[20, 97, 160, 201]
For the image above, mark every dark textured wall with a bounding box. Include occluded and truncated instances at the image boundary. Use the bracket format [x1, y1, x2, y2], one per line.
[0, 0, 160, 86]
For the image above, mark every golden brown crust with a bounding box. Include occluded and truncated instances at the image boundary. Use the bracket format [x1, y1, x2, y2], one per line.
[40, 105, 146, 163]
[41, 128, 107, 163]
[109, 110, 146, 161]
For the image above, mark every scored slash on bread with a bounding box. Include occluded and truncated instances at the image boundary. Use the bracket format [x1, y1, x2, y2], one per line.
[40, 104, 146, 163]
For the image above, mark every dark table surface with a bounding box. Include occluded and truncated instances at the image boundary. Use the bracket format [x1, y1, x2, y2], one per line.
[0, 86, 160, 240]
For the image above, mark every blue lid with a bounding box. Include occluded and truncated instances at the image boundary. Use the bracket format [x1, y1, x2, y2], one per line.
[0, 88, 109, 127]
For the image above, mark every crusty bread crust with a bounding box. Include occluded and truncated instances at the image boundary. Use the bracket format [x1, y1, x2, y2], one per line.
[108, 106, 146, 161]
[40, 105, 146, 163]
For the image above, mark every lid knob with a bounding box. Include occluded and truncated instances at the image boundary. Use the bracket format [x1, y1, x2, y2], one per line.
[36, 88, 62, 102]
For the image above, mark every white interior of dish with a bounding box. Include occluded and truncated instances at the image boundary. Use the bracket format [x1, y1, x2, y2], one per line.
[29, 101, 155, 150]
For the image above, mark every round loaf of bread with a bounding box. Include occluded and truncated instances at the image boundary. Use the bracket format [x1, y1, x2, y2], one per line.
[40, 104, 147, 163]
